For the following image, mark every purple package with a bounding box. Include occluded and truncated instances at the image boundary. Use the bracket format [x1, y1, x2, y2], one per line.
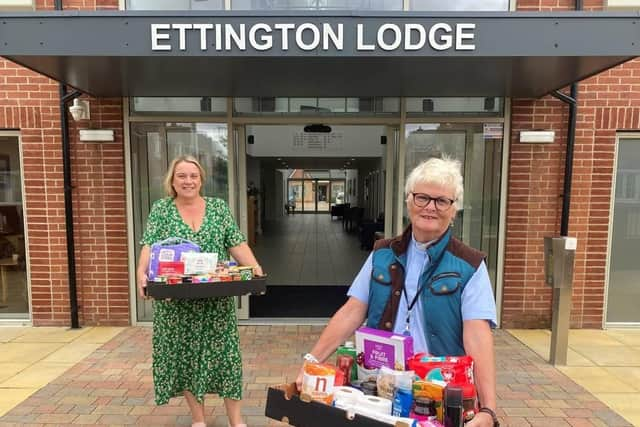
[355, 326, 414, 370]
[147, 237, 200, 280]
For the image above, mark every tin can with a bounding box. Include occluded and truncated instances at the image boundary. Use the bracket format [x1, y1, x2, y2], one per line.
[239, 268, 253, 281]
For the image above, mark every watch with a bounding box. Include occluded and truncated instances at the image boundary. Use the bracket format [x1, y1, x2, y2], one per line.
[478, 407, 500, 427]
[303, 353, 319, 363]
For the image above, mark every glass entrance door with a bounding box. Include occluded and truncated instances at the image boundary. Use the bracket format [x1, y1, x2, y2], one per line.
[403, 123, 503, 289]
[130, 122, 229, 322]
[0, 134, 27, 319]
[606, 137, 640, 324]
[287, 177, 339, 213]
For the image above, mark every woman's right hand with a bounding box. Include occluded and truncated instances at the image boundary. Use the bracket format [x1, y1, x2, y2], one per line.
[137, 271, 148, 299]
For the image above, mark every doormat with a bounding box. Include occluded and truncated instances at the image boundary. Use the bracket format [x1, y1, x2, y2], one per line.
[250, 285, 348, 317]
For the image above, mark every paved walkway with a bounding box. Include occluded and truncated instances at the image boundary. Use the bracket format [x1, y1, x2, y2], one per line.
[510, 329, 640, 426]
[0, 326, 634, 426]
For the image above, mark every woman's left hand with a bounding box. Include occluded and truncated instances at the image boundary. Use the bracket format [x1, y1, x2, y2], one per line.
[466, 411, 495, 427]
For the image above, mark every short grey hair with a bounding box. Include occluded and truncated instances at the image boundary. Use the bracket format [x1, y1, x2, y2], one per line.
[404, 157, 464, 211]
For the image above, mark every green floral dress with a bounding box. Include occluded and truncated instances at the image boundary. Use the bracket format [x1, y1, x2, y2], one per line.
[141, 196, 246, 405]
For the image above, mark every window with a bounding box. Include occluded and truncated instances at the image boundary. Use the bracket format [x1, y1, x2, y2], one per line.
[130, 97, 227, 114]
[409, 0, 508, 10]
[127, 0, 224, 10]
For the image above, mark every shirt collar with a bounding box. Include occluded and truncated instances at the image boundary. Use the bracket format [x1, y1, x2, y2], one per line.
[411, 234, 436, 253]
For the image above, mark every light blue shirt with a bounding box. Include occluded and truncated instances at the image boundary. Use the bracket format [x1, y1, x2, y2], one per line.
[347, 235, 497, 354]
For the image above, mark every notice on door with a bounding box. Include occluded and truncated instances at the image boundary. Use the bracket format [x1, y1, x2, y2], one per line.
[483, 123, 503, 140]
[293, 132, 343, 152]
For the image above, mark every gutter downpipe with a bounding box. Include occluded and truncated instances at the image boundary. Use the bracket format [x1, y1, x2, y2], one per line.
[546, 0, 582, 365]
[55, 0, 81, 329]
[551, 0, 582, 237]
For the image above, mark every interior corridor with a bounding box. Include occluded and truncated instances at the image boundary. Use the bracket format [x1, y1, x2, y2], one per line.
[253, 213, 368, 286]
[249, 213, 369, 318]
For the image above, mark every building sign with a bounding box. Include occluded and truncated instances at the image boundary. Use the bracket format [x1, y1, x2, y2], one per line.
[151, 22, 476, 53]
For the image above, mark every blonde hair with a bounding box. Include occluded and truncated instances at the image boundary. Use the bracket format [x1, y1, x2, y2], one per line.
[404, 156, 464, 211]
[163, 155, 206, 198]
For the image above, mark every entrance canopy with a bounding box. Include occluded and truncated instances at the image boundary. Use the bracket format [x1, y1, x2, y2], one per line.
[1, 11, 639, 97]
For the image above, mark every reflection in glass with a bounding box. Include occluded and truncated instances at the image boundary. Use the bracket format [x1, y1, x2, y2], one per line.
[607, 138, 640, 323]
[404, 123, 503, 289]
[130, 122, 229, 322]
[0, 135, 27, 318]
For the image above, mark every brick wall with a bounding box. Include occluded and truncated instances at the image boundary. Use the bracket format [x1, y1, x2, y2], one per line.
[0, 0, 128, 326]
[503, 0, 640, 328]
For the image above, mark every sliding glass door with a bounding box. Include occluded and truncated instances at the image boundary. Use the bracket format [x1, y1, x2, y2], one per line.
[130, 122, 229, 322]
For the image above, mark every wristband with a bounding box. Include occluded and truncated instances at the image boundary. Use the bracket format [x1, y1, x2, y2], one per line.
[478, 407, 500, 427]
[303, 353, 319, 363]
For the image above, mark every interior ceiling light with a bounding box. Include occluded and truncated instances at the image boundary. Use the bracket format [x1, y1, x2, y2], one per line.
[303, 124, 332, 133]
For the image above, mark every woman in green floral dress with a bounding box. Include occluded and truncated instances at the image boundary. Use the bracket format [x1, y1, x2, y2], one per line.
[136, 155, 263, 427]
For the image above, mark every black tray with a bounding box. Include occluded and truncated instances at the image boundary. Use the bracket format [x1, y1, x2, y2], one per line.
[266, 383, 398, 427]
[145, 277, 267, 300]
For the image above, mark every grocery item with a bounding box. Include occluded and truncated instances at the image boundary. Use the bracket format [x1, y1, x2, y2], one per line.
[301, 362, 337, 405]
[336, 355, 354, 386]
[443, 386, 464, 427]
[413, 380, 445, 421]
[391, 370, 414, 417]
[336, 341, 358, 382]
[148, 237, 200, 280]
[408, 354, 474, 385]
[181, 252, 217, 275]
[355, 326, 414, 371]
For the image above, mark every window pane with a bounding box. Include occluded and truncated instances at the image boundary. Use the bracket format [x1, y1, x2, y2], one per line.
[131, 97, 227, 114]
[318, 98, 346, 113]
[406, 97, 503, 116]
[130, 122, 229, 322]
[607, 138, 640, 323]
[127, 0, 224, 9]
[231, 0, 401, 10]
[290, 98, 318, 113]
[404, 122, 503, 288]
[0, 135, 28, 319]
[409, 0, 507, 10]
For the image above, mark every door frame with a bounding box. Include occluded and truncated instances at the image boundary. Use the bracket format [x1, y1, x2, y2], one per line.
[125, 99, 508, 325]
[0, 130, 31, 325]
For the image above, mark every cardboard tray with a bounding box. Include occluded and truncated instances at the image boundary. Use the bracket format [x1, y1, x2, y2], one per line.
[145, 276, 267, 299]
[265, 383, 407, 427]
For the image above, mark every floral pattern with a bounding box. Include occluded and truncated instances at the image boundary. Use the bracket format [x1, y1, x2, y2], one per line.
[141, 196, 246, 404]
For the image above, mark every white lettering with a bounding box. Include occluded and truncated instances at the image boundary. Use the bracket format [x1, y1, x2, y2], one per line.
[171, 23, 193, 51]
[404, 23, 426, 50]
[214, 24, 222, 51]
[356, 24, 374, 51]
[322, 23, 343, 50]
[296, 23, 320, 51]
[151, 24, 171, 51]
[274, 23, 295, 50]
[429, 22, 452, 51]
[249, 23, 273, 51]
[377, 23, 402, 51]
[192, 23, 213, 51]
[225, 23, 246, 50]
[455, 23, 475, 50]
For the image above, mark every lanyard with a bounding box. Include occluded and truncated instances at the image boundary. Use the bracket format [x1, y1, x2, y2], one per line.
[401, 243, 447, 336]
